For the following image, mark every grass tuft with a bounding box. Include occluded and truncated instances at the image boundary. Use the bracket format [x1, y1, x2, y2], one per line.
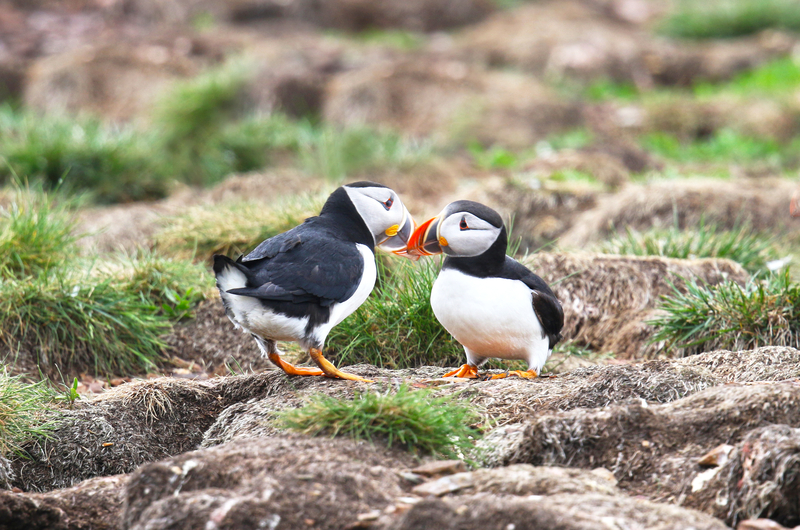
[327, 257, 464, 369]
[650, 270, 800, 355]
[641, 129, 786, 164]
[596, 221, 778, 274]
[0, 272, 169, 375]
[278, 384, 479, 458]
[0, 372, 56, 457]
[154, 195, 324, 261]
[661, 0, 800, 39]
[0, 183, 81, 277]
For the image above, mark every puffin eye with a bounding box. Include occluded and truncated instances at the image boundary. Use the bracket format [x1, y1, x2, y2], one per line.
[459, 218, 469, 231]
[382, 197, 394, 210]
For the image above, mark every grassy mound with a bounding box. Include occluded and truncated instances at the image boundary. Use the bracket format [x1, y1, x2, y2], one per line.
[596, 221, 778, 274]
[278, 384, 478, 458]
[651, 270, 800, 355]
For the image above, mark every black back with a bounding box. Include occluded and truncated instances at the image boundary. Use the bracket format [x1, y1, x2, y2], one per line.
[213, 184, 380, 343]
[443, 225, 564, 349]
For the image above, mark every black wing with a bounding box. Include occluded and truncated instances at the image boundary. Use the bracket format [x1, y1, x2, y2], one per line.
[218, 219, 366, 307]
[501, 257, 565, 349]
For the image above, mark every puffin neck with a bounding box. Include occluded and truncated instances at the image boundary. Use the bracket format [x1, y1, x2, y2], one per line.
[318, 187, 376, 249]
[443, 226, 508, 278]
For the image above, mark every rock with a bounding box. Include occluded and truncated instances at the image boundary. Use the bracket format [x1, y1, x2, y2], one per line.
[738, 520, 792, 530]
[685, 424, 800, 527]
[412, 472, 474, 497]
[698, 444, 735, 467]
[410, 460, 466, 477]
[386, 492, 728, 530]
[480, 382, 800, 508]
[122, 436, 412, 530]
[0, 474, 126, 530]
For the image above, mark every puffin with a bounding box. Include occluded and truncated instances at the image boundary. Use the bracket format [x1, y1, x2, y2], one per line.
[406, 200, 564, 379]
[213, 182, 415, 383]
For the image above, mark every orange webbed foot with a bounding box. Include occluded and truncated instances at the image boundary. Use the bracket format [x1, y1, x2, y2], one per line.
[443, 364, 479, 379]
[489, 369, 538, 380]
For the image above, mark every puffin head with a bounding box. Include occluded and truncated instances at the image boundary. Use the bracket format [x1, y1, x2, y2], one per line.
[339, 181, 416, 257]
[406, 200, 505, 258]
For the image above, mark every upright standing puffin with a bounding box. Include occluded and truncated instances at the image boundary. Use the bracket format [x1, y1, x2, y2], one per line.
[406, 200, 564, 379]
[213, 182, 415, 382]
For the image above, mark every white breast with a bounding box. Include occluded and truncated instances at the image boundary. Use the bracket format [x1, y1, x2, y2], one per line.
[310, 243, 377, 346]
[431, 268, 551, 371]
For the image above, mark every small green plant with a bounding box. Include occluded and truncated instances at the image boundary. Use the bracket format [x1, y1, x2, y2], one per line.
[650, 270, 800, 355]
[0, 183, 81, 277]
[468, 141, 519, 170]
[660, 0, 800, 39]
[694, 57, 800, 97]
[596, 221, 779, 274]
[0, 372, 56, 457]
[278, 384, 479, 458]
[585, 79, 639, 101]
[327, 257, 464, 368]
[55, 377, 80, 407]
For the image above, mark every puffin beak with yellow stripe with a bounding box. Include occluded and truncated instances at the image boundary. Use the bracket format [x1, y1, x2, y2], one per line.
[407, 200, 564, 380]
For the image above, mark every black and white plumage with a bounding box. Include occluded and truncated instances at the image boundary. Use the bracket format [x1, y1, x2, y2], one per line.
[407, 200, 564, 379]
[213, 182, 415, 382]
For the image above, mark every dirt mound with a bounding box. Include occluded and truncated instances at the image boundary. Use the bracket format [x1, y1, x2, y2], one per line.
[524, 149, 631, 189]
[122, 436, 412, 530]
[559, 178, 799, 247]
[686, 424, 800, 527]
[457, 0, 794, 86]
[24, 36, 202, 121]
[524, 252, 748, 358]
[388, 493, 727, 530]
[0, 474, 127, 530]
[323, 57, 582, 146]
[9, 374, 280, 492]
[679, 346, 800, 383]
[481, 381, 800, 518]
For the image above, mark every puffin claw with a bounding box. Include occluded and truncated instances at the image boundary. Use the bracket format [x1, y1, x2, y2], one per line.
[309, 348, 374, 383]
[443, 364, 479, 379]
[489, 369, 538, 380]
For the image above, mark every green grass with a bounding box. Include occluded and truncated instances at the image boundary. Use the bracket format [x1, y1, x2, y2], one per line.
[154, 194, 324, 261]
[661, 0, 800, 39]
[105, 251, 213, 318]
[0, 272, 169, 375]
[0, 373, 56, 457]
[0, 105, 167, 203]
[641, 129, 785, 164]
[327, 257, 464, 369]
[278, 384, 479, 458]
[0, 184, 81, 277]
[694, 57, 800, 97]
[650, 270, 800, 354]
[596, 221, 779, 274]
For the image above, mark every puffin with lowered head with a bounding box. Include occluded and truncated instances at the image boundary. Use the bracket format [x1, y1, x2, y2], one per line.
[407, 200, 564, 379]
[213, 182, 415, 383]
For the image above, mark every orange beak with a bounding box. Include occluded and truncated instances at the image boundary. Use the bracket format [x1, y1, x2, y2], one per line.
[406, 215, 445, 257]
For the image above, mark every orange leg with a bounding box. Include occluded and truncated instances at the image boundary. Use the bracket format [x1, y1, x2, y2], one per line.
[443, 364, 479, 379]
[489, 369, 538, 380]
[268, 353, 325, 376]
[309, 348, 374, 383]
